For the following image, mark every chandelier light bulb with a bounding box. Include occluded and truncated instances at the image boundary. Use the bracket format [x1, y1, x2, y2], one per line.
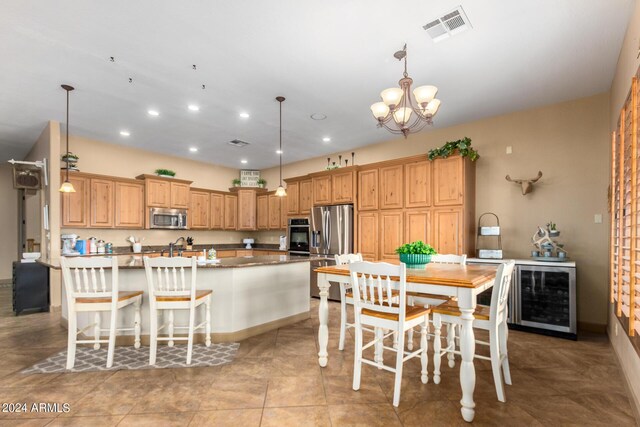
[413, 85, 438, 106]
[370, 102, 390, 120]
[380, 87, 404, 107]
[392, 107, 413, 125]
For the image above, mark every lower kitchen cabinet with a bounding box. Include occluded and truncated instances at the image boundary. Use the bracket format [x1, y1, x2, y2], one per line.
[379, 211, 403, 261]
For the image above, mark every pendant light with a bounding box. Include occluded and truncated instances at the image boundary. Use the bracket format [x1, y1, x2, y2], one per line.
[59, 84, 76, 193]
[275, 96, 287, 197]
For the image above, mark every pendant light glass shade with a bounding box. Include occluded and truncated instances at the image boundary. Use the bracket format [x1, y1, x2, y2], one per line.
[370, 102, 390, 119]
[425, 99, 441, 116]
[392, 107, 413, 125]
[380, 87, 404, 107]
[275, 185, 287, 197]
[59, 181, 76, 193]
[59, 84, 76, 193]
[413, 85, 438, 105]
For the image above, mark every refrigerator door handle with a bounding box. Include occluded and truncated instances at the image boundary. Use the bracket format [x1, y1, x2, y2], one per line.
[324, 210, 331, 254]
[336, 207, 342, 254]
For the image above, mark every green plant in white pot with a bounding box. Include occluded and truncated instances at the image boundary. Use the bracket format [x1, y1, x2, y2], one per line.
[395, 241, 437, 269]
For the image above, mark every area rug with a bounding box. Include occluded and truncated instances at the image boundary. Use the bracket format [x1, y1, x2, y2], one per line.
[22, 343, 239, 373]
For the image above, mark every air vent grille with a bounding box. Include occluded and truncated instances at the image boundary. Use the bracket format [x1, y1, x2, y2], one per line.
[228, 139, 250, 147]
[423, 6, 471, 43]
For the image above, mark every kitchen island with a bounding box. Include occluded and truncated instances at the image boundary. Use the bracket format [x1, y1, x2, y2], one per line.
[40, 255, 311, 343]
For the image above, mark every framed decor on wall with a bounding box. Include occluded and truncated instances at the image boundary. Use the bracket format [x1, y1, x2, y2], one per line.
[240, 170, 260, 187]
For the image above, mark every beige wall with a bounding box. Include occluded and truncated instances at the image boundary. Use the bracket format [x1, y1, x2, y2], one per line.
[265, 93, 610, 327]
[608, 0, 640, 417]
[0, 165, 19, 281]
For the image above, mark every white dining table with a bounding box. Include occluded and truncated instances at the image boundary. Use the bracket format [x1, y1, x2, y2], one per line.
[314, 262, 498, 423]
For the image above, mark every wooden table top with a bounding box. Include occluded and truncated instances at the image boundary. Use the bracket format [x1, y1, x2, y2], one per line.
[314, 263, 499, 288]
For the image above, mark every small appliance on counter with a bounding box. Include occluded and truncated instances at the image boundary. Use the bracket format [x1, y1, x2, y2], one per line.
[279, 235, 287, 250]
[243, 238, 254, 249]
[21, 252, 41, 263]
[61, 234, 80, 255]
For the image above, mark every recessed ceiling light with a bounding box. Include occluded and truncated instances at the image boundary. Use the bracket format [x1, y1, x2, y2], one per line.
[322, 137, 331, 142]
[240, 159, 248, 164]
[276, 149, 283, 154]
[311, 113, 327, 120]
[119, 130, 130, 137]
[239, 112, 250, 118]
[189, 147, 198, 152]
[188, 105, 200, 112]
[148, 110, 159, 116]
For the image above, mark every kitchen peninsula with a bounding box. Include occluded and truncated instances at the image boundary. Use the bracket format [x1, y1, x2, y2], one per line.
[40, 254, 312, 342]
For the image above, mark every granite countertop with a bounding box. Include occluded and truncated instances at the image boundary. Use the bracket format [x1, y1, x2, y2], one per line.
[68, 243, 287, 257]
[38, 254, 316, 270]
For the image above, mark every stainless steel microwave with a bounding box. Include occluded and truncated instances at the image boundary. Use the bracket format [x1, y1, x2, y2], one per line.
[149, 208, 188, 229]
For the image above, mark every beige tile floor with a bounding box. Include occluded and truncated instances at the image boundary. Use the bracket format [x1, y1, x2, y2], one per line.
[0, 287, 637, 426]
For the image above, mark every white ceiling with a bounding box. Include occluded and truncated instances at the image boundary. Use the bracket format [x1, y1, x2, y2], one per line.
[0, 0, 633, 169]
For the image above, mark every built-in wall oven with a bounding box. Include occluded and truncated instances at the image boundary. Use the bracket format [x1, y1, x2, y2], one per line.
[287, 218, 310, 254]
[149, 208, 188, 229]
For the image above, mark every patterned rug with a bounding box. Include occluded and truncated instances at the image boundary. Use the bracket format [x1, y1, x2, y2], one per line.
[22, 343, 239, 373]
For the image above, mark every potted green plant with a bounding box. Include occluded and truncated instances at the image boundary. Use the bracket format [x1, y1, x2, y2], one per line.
[154, 168, 176, 177]
[232, 178, 241, 187]
[61, 152, 79, 170]
[257, 178, 267, 188]
[427, 137, 479, 161]
[547, 221, 560, 237]
[395, 241, 437, 269]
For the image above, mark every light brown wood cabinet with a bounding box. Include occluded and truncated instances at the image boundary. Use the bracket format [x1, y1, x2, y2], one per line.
[332, 170, 355, 203]
[379, 211, 403, 261]
[217, 250, 236, 258]
[257, 194, 269, 230]
[236, 190, 256, 230]
[404, 210, 430, 244]
[61, 174, 89, 228]
[280, 196, 287, 229]
[357, 212, 379, 261]
[405, 161, 431, 208]
[170, 182, 190, 209]
[90, 178, 114, 228]
[286, 182, 299, 215]
[358, 169, 378, 211]
[210, 193, 224, 230]
[433, 156, 463, 206]
[433, 208, 463, 254]
[146, 179, 170, 208]
[312, 175, 332, 205]
[189, 190, 210, 229]
[379, 165, 403, 209]
[268, 194, 281, 229]
[299, 179, 312, 214]
[224, 194, 238, 230]
[114, 181, 144, 229]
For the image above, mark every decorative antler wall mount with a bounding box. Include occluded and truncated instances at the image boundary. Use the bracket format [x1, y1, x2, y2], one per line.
[505, 170, 542, 195]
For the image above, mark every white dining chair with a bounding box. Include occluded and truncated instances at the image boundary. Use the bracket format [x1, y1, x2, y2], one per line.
[143, 256, 212, 365]
[350, 261, 430, 407]
[431, 260, 516, 402]
[406, 253, 467, 355]
[60, 256, 142, 369]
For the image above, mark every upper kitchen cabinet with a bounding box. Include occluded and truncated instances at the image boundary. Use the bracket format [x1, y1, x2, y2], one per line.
[223, 194, 238, 230]
[89, 178, 114, 228]
[236, 189, 257, 230]
[135, 175, 193, 209]
[310, 167, 356, 206]
[433, 156, 465, 206]
[61, 173, 89, 228]
[268, 194, 281, 229]
[312, 175, 332, 205]
[286, 181, 299, 215]
[332, 170, 355, 203]
[210, 192, 224, 230]
[280, 195, 288, 229]
[379, 165, 403, 210]
[299, 179, 312, 214]
[114, 180, 144, 229]
[358, 168, 378, 211]
[405, 160, 431, 208]
[189, 189, 210, 229]
[257, 194, 269, 230]
[170, 182, 190, 209]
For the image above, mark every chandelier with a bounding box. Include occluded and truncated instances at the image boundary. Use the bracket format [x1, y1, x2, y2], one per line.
[370, 45, 441, 138]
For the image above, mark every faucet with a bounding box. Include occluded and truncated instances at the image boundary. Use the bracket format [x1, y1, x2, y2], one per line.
[169, 237, 186, 257]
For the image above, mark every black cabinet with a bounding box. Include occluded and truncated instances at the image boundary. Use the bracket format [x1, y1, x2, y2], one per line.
[12, 262, 49, 315]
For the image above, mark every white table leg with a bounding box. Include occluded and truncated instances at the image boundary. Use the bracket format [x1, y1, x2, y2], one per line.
[459, 305, 476, 422]
[317, 274, 331, 367]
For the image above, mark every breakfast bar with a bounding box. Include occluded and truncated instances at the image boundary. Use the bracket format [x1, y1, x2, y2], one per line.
[41, 255, 312, 342]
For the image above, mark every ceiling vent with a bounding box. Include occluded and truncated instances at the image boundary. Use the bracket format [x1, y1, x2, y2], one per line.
[423, 6, 471, 43]
[228, 139, 250, 147]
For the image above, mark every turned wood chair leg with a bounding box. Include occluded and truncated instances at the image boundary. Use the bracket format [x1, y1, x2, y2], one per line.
[420, 320, 428, 384]
[446, 323, 456, 368]
[149, 308, 158, 366]
[93, 312, 101, 350]
[499, 320, 512, 385]
[392, 327, 405, 407]
[433, 313, 442, 384]
[168, 309, 175, 347]
[490, 330, 506, 402]
[107, 307, 117, 368]
[352, 325, 363, 392]
[205, 295, 212, 347]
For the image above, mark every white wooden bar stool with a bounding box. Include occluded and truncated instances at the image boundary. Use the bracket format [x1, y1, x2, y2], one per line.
[432, 260, 516, 402]
[60, 256, 142, 370]
[350, 261, 430, 407]
[143, 256, 212, 365]
[407, 253, 467, 357]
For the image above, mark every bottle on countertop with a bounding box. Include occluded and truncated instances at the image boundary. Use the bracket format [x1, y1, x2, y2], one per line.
[207, 247, 217, 260]
[88, 237, 97, 254]
[106, 242, 113, 254]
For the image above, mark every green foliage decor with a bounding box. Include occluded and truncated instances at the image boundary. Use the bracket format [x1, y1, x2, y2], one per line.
[427, 137, 479, 162]
[395, 241, 437, 255]
[154, 168, 176, 177]
[257, 178, 267, 185]
[232, 178, 241, 186]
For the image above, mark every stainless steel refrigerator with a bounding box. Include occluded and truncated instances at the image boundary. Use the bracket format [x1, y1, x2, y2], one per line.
[309, 204, 354, 301]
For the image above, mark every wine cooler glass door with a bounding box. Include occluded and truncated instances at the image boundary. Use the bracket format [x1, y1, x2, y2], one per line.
[516, 265, 576, 333]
